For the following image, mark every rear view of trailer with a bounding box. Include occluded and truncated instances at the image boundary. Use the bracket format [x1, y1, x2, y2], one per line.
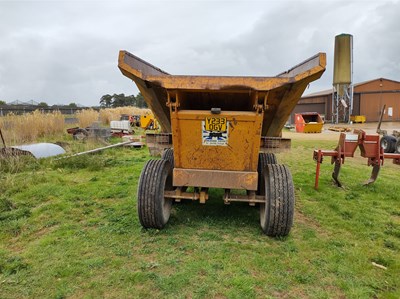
[118, 51, 326, 236]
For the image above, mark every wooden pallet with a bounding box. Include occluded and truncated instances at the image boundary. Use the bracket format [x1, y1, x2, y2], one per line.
[328, 126, 351, 132]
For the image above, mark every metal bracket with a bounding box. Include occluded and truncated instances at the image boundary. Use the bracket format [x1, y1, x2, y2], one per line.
[167, 92, 180, 112]
[223, 189, 264, 205]
[164, 187, 209, 203]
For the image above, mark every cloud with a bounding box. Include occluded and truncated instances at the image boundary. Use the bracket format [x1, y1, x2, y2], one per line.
[0, 0, 399, 106]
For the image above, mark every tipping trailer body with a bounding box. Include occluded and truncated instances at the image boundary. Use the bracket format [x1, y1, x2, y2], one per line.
[118, 50, 326, 236]
[119, 51, 326, 186]
[118, 51, 326, 136]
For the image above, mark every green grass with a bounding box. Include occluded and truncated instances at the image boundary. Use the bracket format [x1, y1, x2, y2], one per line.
[0, 136, 399, 298]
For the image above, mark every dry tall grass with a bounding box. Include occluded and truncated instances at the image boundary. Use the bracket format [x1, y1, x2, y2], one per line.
[75, 109, 99, 128]
[0, 110, 65, 145]
[0, 107, 152, 146]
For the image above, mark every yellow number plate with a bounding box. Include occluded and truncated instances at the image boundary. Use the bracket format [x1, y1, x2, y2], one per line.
[205, 117, 227, 132]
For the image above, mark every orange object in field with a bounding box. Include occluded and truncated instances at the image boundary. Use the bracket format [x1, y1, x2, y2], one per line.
[295, 112, 324, 133]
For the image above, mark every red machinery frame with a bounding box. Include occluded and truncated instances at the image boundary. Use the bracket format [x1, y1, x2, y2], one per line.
[313, 130, 400, 189]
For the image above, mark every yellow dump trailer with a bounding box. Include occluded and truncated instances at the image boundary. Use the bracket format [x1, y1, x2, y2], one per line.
[118, 50, 326, 236]
[295, 112, 324, 133]
[350, 115, 366, 123]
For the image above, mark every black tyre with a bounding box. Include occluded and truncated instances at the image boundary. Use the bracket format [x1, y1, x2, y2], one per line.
[137, 159, 173, 229]
[73, 128, 89, 141]
[395, 139, 400, 153]
[161, 149, 188, 192]
[257, 153, 277, 195]
[380, 135, 396, 153]
[161, 148, 174, 168]
[259, 164, 295, 237]
[259, 153, 277, 165]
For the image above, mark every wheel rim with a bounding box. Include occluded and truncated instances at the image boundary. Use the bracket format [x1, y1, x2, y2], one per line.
[162, 197, 172, 220]
[381, 139, 388, 150]
[75, 132, 86, 140]
[162, 164, 173, 221]
[259, 203, 267, 230]
[259, 168, 270, 231]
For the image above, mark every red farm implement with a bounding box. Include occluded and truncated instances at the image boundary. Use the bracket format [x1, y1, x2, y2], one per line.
[313, 130, 400, 189]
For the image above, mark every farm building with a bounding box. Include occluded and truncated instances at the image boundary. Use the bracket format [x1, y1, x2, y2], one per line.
[291, 78, 400, 123]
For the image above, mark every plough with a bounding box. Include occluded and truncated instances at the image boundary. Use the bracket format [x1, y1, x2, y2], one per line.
[313, 130, 400, 189]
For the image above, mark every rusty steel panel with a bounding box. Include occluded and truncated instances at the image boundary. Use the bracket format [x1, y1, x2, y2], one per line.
[173, 168, 258, 190]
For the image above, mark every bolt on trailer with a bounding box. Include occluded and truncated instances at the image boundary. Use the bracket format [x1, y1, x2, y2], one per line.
[118, 51, 326, 236]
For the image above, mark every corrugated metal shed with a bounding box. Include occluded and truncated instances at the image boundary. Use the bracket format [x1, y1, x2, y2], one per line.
[291, 78, 400, 123]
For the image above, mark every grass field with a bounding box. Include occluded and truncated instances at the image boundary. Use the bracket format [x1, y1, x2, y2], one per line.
[0, 131, 399, 298]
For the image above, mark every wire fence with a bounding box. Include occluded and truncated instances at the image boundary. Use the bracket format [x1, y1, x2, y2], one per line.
[0, 106, 96, 116]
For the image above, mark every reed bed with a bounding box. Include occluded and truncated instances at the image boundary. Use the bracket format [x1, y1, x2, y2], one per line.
[0, 107, 152, 146]
[75, 109, 100, 128]
[0, 110, 65, 145]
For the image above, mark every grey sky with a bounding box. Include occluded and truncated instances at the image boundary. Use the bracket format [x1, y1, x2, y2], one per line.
[0, 0, 399, 106]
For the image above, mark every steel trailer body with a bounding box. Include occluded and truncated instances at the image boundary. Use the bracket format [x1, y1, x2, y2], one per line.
[118, 50, 326, 236]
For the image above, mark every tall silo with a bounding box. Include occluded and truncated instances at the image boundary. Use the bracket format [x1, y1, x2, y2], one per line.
[332, 33, 353, 123]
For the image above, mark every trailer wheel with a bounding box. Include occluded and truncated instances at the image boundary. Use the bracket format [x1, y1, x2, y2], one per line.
[257, 153, 277, 195]
[137, 159, 173, 229]
[259, 164, 295, 237]
[161, 148, 174, 168]
[380, 135, 396, 153]
[259, 153, 277, 165]
[395, 138, 400, 154]
[73, 128, 89, 141]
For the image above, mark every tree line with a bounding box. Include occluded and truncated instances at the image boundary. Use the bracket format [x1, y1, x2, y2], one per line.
[99, 93, 147, 108]
[1, 93, 147, 109]
[0, 101, 80, 108]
